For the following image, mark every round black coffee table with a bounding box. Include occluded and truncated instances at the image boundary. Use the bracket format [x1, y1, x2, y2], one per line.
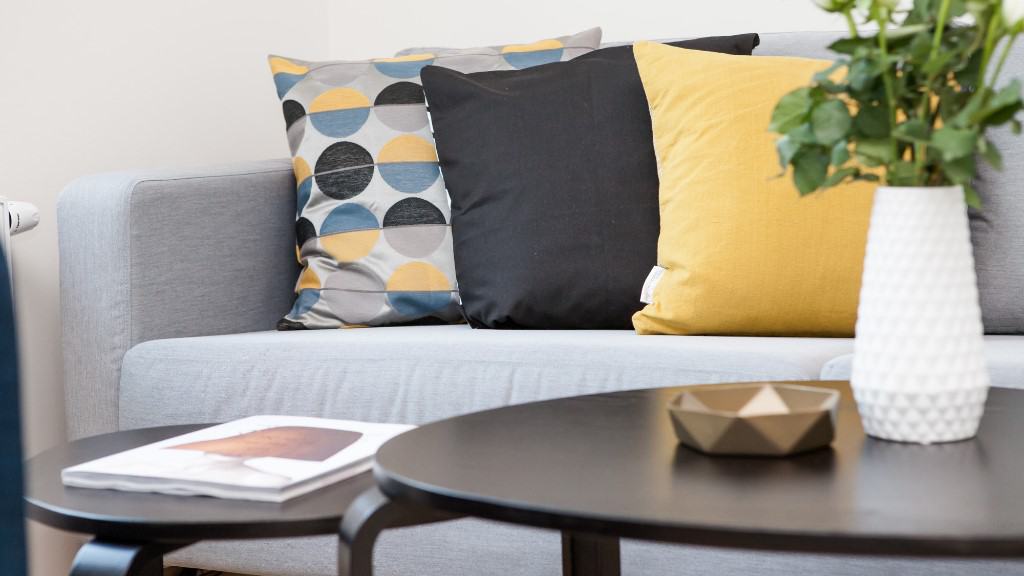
[26, 425, 382, 576]
[342, 381, 1024, 576]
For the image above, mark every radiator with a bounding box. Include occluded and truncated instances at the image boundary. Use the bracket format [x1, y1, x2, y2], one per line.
[0, 198, 40, 283]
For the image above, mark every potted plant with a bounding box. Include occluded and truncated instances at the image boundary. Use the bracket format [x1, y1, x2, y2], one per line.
[771, 0, 1024, 443]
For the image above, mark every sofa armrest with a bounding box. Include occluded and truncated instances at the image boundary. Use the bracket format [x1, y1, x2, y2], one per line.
[59, 159, 299, 439]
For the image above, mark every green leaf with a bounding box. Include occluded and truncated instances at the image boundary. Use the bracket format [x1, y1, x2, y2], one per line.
[907, 32, 932, 62]
[978, 137, 1003, 170]
[792, 149, 830, 195]
[888, 161, 919, 186]
[943, 154, 976, 183]
[829, 36, 871, 55]
[855, 105, 891, 138]
[892, 119, 931, 143]
[905, 0, 931, 24]
[979, 79, 1024, 125]
[856, 138, 896, 165]
[775, 135, 802, 171]
[813, 60, 846, 84]
[824, 166, 859, 188]
[814, 61, 850, 94]
[986, 79, 1023, 114]
[858, 173, 881, 182]
[931, 127, 978, 160]
[831, 139, 851, 165]
[954, 50, 983, 90]
[1013, 119, 1022, 135]
[964, 183, 982, 209]
[922, 50, 956, 76]
[811, 100, 853, 146]
[886, 23, 930, 40]
[952, 87, 988, 128]
[788, 123, 818, 144]
[848, 59, 877, 92]
[770, 88, 814, 134]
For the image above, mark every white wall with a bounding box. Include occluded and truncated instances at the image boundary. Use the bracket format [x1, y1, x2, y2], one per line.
[0, 1, 329, 574]
[327, 0, 847, 58]
[2, 1, 844, 574]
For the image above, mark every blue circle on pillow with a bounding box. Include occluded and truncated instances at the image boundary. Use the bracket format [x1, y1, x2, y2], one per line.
[309, 108, 371, 138]
[378, 162, 440, 193]
[374, 59, 435, 79]
[387, 291, 450, 317]
[274, 73, 305, 99]
[320, 203, 379, 235]
[502, 49, 563, 69]
[297, 177, 312, 217]
[291, 289, 320, 316]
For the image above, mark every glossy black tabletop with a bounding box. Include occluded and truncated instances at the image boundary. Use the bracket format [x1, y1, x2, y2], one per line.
[375, 382, 1024, 557]
[26, 425, 373, 541]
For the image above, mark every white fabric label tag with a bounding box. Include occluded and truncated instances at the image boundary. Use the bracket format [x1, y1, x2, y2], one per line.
[640, 266, 666, 305]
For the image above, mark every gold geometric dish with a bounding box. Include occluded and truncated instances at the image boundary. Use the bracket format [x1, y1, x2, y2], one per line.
[667, 383, 840, 457]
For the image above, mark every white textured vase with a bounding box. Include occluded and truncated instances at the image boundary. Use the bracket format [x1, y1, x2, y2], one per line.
[851, 186, 989, 444]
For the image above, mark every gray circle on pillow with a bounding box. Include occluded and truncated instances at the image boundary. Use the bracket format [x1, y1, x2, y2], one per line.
[374, 103, 429, 132]
[322, 266, 387, 324]
[306, 62, 369, 87]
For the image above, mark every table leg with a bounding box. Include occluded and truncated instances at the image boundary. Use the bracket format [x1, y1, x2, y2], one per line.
[561, 531, 621, 576]
[339, 487, 459, 576]
[69, 540, 190, 576]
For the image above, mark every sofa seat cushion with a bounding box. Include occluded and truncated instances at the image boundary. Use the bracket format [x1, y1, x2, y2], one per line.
[820, 335, 1024, 389]
[119, 325, 853, 429]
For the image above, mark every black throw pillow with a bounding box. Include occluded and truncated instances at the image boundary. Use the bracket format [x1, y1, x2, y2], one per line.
[421, 34, 760, 329]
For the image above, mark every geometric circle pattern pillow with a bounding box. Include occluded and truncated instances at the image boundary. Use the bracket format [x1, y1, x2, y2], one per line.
[269, 28, 602, 329]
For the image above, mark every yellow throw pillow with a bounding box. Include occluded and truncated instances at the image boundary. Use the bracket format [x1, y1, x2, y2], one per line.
[631, 42, 873, 337]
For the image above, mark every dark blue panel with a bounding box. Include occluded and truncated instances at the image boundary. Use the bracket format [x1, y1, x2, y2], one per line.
[0, 250, 26, 575]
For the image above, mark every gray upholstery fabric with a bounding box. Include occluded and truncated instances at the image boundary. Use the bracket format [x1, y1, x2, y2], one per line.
[119, 326, 853, 428]
[58, 160, 298, 439]
[169, 521, 557, 576]
[753, 30, 842, 59]
[971, 39, 1024, 334]
[168, 521, 1024, 576]
[821, 336, 1024, 388]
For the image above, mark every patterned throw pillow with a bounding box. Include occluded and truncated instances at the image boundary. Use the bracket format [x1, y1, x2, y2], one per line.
[270, 28, 602, 329]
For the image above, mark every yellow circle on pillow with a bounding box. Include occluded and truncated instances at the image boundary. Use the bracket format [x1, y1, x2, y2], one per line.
[386, 262, 450, 292]
[320, 230, 380, 263]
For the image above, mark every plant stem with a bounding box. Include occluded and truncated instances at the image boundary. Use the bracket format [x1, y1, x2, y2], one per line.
[912, 135, 927, 185]
[915, 0, 954, 185]
[844, 8, 859, 38]
[876, 7, 899, 176]
[929, 0, 953, 62]
[979, 9, 1003, 90]
[990, 32, 1020, 87]
[929, 0, 950, 58]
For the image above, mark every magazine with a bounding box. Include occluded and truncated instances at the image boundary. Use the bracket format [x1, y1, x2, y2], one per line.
[61, 416, 413, 502]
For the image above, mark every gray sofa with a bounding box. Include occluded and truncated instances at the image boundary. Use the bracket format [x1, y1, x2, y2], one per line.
[58, 32, 1024, 576]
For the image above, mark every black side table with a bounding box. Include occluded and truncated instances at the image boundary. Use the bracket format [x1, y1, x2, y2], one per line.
[24, 425, 444, 576]
[341, 382, 1024, 576]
